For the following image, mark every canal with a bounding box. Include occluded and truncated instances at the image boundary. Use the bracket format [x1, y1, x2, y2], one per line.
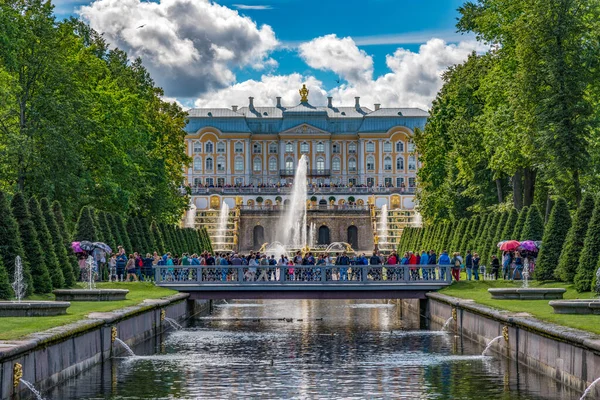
[47, 299, 581, 399]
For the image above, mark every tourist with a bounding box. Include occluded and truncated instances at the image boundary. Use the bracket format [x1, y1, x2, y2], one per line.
[116, 247, 127, 281]
[257, 254, 269, 281]
[420, 250, 429, 280]
[472, 252, 480, 281]
[451, 252, 461, 282]
[220, 253, 229, 281]
[246, 256, 258, 281]
[408, 251, 418, 280]
[369, 252, 381, 281]
[337, 252, 350, 281]
[438, 250, 451, 280]
[387, 251, 398, 281]
[293, 251, 303, 265]
[428, 250, 437, 279]
[142, 253, 153, 281]
[490, 255, 500, 280]
[465, 250, 473, 281]
[126, 254, 138, 282]
[108, 254, 117, 282]
[512, 251, 523, 280]
[502, 251, 512, 280]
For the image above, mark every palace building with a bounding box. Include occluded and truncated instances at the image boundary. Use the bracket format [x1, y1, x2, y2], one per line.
[184, 85, 426, 253]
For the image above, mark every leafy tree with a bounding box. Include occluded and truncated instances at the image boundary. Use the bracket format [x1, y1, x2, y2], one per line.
[489, 212, 508, 261]
[0, 191, 33, 293]
[520, 205, 544, 241]
[40, 198, 75, 287]
[575, 198, 600, 292]
[0, 258, 11, 300]
[74, 206, 98, 242]
[11, 192, 52, 293]
[556, 193, 595, 282]
[512, 207, 528, 240]
[536, 198, 571, 280]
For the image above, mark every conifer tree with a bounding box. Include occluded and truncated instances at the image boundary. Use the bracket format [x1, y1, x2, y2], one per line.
[439, 222, 451, 254]
[451, 219, 467, 253]
[74, 206, 98, 242]
[133, 217, 147, 253]
[512, 207, 528, 240]
[93, 210, 105, 244]
[536, 198, 572, 281]
[0, 258, 11, 300]
[106, 213, 123, 250]
[521, 205, 544, 241]
[0, 191, 33, 293]
[556, 193, 595, 282]
[97, 211, 115, 250]
[138, 218, 153, 253]
[11, 192, 52, 294]
[473, 214, 487, 252]
[127, 217, 142, 253]
[574, 199, 600, 292]
[476, 215, 491, 257]
[28, 197, 64, 289]
[114, 214, 133, 253]
[481, 213, 500, 266]
[501, 209, 519, 242]
[159, 223, 172, 253]
[490, 212, 508, 260]
[41, 198, 75, 287]
[151, 221, 165, 254]
[52, 201, 79, 281]
[460, 217, 476, 255]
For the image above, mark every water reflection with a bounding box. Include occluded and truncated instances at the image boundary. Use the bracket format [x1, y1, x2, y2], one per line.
[47, 299, 581, 399]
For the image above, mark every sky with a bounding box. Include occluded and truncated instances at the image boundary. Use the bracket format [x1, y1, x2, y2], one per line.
[52, 0, 484, 110]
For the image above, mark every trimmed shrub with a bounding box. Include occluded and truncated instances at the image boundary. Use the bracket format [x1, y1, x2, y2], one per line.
[114, 214, 133, 253]
[481, 213, 501, 266]
[97, 211, 115, 251]
[556, 193, 595, 282]
[575, 198, 600, 292]
[11, 192, 52, 294]
[28, 197, 64, 289]
[74, 206, 98, 242]
[52, 201, 79, 282]
[0, 258, 11, 300]
[41, 198, 75, 287]
[535, 198, 571, 281]
[107, 213, 124, 251]
[512, 206, 528, 240]
[127, 217, 143, 253]
[521, 205, 544, 241]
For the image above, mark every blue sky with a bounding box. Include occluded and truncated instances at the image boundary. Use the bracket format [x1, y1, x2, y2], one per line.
[54, 0, 478, 109]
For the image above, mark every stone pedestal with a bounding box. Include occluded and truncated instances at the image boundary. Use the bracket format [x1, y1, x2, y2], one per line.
[549, 300, 600, 314]
[488, 288, 566, 300]
[0, 301, 71, 317]
[53, 289, 129, 302]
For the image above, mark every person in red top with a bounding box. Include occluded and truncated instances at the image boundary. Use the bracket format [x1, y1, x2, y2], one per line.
[408, 251, 418, 280]
[408, 252, 417, 264]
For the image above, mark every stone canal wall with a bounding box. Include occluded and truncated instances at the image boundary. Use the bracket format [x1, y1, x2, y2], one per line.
[0, 294, 211, 400]
[425, 292, 600, 396]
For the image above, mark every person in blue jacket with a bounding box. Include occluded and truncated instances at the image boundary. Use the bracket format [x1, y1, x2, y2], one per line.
[438, 250, 451, 280]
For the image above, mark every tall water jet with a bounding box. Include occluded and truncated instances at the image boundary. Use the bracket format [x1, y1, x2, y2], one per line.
[114, 338, 135, 357]
[309, 222, 316, 249]
[281, 155, 308, 248]
[412, 211, 423, 228]
[216, 202, 230, 246]
[379, 205, 388, 244]
[184, 203, 197, 228]
[12, 256, 26, 302]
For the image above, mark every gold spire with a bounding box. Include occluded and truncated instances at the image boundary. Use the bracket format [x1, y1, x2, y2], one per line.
[299, 84, 309, 102]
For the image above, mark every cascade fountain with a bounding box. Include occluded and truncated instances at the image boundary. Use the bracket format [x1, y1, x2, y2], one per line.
[482, 335, 504, 356]
[114, 338, 135, 357]
[280, 155, 308, 249]
[164, 317, 183, 330]
[440, 317, 453, 331]
[379, 204, 388, 244]
[215, 202, 230, 250]
[265, 241, 289, 259]
[580, 377, 600, 399]
[184, 203, 197, 228]
[309, 222, 316, 249]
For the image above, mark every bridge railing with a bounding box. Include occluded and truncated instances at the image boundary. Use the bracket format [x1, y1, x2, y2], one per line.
[154, 265, 452, 285]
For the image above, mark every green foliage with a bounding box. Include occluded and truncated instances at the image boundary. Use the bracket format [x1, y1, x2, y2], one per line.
[96, 211, 115, 251]
[501, 209, 519, 242]
[481, 213, 500, 266]
[0, 191, 33, 293]
[113, 214, 132, 253]
[74, 206, 98, 242]
[556, 193, 596, 282]
[127, 217, 142, 254]
[575, 198, 600, 292]
[151, 221, 165, 255]
[489, 212, 508, 263]
[512, 207, 528, 239]
[106, 213, 123, 251]
[52, 201, 79, 282]
[520, 205, 544, 241]
[40, 198, 74, 287]
[11, 192, 52, 294]
[28, 197, 64, 289]
[0, 258, 11, 300]
[536, 198, 572, 281]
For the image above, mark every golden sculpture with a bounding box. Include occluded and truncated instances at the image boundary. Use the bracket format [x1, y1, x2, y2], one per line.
[299, 84, 309, 102]
[233, 233, 238, 245]
[160, 309, 166, 322]
[259, 242, 268, 254]
[374, 235, 379, 245]
[502, 325, 509, 342]
[111, 326, 117, 343]
[301, 245, 311, 257]
[13, 363, 22, 388]
[452, 307, 457, 321]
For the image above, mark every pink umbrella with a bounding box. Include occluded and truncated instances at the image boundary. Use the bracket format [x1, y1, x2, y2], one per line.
[71, 241, 83, 253]
[520, 240, 539, 252]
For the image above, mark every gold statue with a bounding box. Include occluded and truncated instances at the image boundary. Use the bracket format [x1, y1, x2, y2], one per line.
[299, 84, 309, 102]
[301, 245, 311, 257]
[374, 235, 379, 245]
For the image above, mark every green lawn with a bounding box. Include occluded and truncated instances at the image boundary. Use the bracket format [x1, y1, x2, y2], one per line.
[440, 276, 600, 334]
[0, 282, 177, 340]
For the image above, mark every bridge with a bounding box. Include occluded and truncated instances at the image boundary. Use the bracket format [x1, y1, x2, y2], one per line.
[155, 265, 452, 300]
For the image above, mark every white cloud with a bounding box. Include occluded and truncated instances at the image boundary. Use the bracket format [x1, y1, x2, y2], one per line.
[298, 34, 373, 84]
[233, 4, 272, 10]
[78, 0, 278, 97]
[195, 38, 485, 110]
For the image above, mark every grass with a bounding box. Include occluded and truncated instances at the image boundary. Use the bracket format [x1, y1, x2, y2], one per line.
[0, 282, 177, 340]
[439, 275, 600, 334]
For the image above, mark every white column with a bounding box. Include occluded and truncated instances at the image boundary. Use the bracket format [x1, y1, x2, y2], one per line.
[226, 140, 231, 184]
[246, 139, 251, 184]
[280, 141, 285, 169]
[358, 140, 364, 184]
[325, 141, 330, 169]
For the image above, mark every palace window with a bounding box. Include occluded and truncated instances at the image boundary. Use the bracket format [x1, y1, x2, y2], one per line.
[269, 143, 278, 154]
[366, 155, 375, 171]
[285, 142, 293, 153]
[332, 157, 341, 172]
[396, 156, 404, 171]
[193, 157, 202, 171]
[216, 142, 226, 153]
[235, 142, 244, 153]
[332, 143, 340, 154]
[253, 143, 262, 154]
[396, 141, 404, 152]
[205, 157, 213, 171]
[384, 141, 392, 153]
[397, 177, 405, 187]
[348, 143, 357, 154]
[205, 142, 214, 153]
[408, 141, 415, 153]
[300, 142, 309, 153]
[409, 177, 416, 187]
[206, 177, 213, 186]
[269, 157, 277, 172]
[193, 142, 202, 153]
[253, 157, 261, 172]
[366, 142, 375, 153]
[316, 157, 325, 173]
[193, 177, 202, 187]
[408, 155, 416, 171]
[348, 178, 357, 186]
[384, 156, 392, 171]
[235, 177, 244, 186]
[217, 156, 225, 172]
[217, 178, 225, 186]
[285, 157, 294, 171]
[316, 142, 324, 153]
[384, 177, 392, 187]
[235, 156, 244, 171]
[348, 157, 357, 173]
[367, 177, 375, 187]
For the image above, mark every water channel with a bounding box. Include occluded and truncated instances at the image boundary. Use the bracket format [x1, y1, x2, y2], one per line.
[47, 300, 581, 399]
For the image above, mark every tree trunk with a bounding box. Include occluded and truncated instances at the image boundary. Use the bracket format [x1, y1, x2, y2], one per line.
[512, 170, 523, 210]
[523, 167, 536, 207]
[495, 178, 504, 204]
[545, 192, 553, 224]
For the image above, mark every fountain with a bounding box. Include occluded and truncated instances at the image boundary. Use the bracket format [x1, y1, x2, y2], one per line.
[114, 338, 135, 357]
[264, 241, 289, 259]
[0, 256, 70, 317]
[184, 202, 197, 228]
[482, 335, 504, 356]
[379, 204, 388, 244]
[54, 256, 129, 302]
[308, 222, 316, 249]
[164, 317, 183, 330]
[280, 155, 308, 249]
[212, 202, 231, 251]
[440, 317, 453, 331]
[580, 377, 600, 399]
